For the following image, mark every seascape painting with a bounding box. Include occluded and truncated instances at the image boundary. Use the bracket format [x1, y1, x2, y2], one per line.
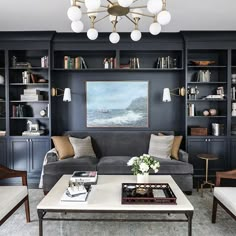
[86, 81, 149, 127]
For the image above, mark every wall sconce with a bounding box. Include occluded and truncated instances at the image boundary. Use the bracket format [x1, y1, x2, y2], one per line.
[51, 87, 71, 102]
[162, 87, 185, 102]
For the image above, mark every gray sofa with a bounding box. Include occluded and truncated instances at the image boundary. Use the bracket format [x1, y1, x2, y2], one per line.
[42, 131, 193, 194]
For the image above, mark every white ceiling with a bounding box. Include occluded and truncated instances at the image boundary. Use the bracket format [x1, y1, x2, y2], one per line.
[0, 0, 235, 33]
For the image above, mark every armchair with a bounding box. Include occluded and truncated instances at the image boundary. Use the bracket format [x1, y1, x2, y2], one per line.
[0, 165, 30, 226]
[212, 169, 236, 223]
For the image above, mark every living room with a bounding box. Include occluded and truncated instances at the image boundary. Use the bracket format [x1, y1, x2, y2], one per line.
[0, 0, 236, 235]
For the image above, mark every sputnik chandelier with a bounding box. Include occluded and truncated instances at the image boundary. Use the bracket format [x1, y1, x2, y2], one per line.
[67, 0, 171, 44]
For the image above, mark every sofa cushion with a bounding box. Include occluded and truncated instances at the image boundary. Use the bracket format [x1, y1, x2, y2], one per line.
[97, 156, 132, 174]
[69, 136, 96, 158]
[148, 134, 174, 159]
[0, 186, 28, 221]
[44, 157, 98, 175]
[154, 157, 193, 175]
[214, 187, 236, 216]
[51, 136, 74, 160]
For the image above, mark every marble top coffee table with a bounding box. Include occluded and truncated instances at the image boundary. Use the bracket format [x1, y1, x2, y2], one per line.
[37, 175, 194, 236]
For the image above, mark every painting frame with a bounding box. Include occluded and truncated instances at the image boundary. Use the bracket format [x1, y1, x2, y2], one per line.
[86, 81, 149, 128]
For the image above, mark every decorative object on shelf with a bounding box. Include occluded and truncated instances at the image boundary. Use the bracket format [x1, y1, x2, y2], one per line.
[51, 87, 72, 102]
[67, 0, 171, 43]
[22, 71, 31, 84]
[103, 57, 116, 69]
[188, 103, 195, 116]
[190, 60, 215, 66]
[232, 74, 236, 83]
[190, 127, 208, 136]
[216, 86, 224, 97]
[196, 70, 211, 82]
[162, 87, 185, 102]
[127, 154, 160, 183]
[212, 123, 224, 136]
[41, 56, 49, 68]
[86, 81, 148, 127]
[232, 103, 236, 116]
[156, 56, 177, 69]
[40, 109, 47, 117]
[203, 110, 209, 116]
[187, 86, 199, 100]
[0, 75, 4, 84]
[209, 108, 217, 116]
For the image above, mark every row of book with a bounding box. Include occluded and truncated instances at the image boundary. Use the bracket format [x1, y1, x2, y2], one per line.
[156, 56, 177, 69]
[104, 57, 117, 69]
[120, 57, 140, 69]
[64, 56, 88, 69]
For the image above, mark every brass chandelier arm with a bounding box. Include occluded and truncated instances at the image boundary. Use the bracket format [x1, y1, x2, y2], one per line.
[106, 0, 114, 5]
[125, 15, 136, 25]
[94, 14, 110, 24]
[129, 11, 155, 18]
[83, 10, 108, 15]
[129, 5, 147, 9]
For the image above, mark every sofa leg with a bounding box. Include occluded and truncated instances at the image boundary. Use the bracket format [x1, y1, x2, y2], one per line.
[24, 196, 30, 223]
[43, 191, 49, 196]
[184, 191, 192, 195]
[212, 196, 218, 223]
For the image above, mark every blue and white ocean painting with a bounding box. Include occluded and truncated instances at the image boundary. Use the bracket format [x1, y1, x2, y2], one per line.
[86, 81, 148, 127]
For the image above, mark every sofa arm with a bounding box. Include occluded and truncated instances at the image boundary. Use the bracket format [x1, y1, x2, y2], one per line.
[178, 149, 189, 163]
[45, 148, 59, 164]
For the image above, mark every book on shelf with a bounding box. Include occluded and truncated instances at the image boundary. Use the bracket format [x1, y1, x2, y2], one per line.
[71, 171, 98, 184]
[23, 89, 40, 95]
[61, 185, 91, 202]
[64, 56, 87, 69]
[20, 94, 43, 101]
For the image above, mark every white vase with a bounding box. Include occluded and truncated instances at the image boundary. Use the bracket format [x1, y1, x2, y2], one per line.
[137, 173, 149, 183]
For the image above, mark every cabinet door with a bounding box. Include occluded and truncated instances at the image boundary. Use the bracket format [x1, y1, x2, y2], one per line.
[187, 138, 208, 175]
[207, 138, 228, 171]
[230, 139, 236, 169]
[29, 138, 50, 174]
[0, 138, 7, 166]
[10, 138, 29, 171]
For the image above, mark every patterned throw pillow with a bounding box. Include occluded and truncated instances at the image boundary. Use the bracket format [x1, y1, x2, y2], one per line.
[69, 136, 96, 158]
[148, 134, 174, 159]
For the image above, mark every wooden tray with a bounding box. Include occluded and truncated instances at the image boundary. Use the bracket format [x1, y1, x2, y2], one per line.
[190, 60, 215, 66]
[121, 183, 177, 205]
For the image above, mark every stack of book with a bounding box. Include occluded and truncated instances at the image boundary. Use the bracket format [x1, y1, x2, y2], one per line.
[156, 56, 177, 69]
[64, 56, 87, 69]
[20, 89, 43, 101]
[71, 171, 98, 184]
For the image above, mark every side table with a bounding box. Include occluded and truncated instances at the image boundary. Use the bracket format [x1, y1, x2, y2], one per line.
[197, 153, 218, 197]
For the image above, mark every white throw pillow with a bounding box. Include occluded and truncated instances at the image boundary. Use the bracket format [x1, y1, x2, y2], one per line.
[69, 136, 96, 158]
[148, 134, 174, 159]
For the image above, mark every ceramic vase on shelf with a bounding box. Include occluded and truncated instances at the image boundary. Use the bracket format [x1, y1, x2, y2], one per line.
[137, 172, 149, 183]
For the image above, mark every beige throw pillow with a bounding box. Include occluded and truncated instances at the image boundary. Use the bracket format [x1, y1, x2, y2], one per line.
[158, 133, 183, 160]
[51, 136, 74, 160]
[69, 136, 96, 158]
[148, 134, 174, 159]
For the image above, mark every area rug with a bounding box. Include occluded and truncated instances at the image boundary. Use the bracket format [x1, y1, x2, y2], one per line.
[0, 189, 235, 236]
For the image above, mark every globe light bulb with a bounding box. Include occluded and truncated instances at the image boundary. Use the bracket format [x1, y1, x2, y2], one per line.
[149, 22, 161, 35]
[71, 21, 84, 33]
[118, 0, 133, 8]
[67, 6, 82, 21]
[109, 32, 120, 44]
[130, 30, 142, 41]
[147, 0, 163, 14]
[158, 10, 171, 25]
[87, 28, 98, 40]
[85, 0, 101, 10]
[131, 9, 143, 19]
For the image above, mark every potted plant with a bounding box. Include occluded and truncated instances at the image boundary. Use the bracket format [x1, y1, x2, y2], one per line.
[127, 154, 160, 183]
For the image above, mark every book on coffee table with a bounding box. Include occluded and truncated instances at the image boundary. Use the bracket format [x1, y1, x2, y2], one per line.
[71, 171, 98, 184]
[61, 185, 91, 202]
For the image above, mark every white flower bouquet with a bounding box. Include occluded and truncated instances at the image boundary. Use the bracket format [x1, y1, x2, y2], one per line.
[127, 154, 160, 175]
